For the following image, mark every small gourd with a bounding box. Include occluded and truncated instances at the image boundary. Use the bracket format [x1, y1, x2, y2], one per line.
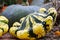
[54, 31, 60, 36]
[0, 16, 9, 37]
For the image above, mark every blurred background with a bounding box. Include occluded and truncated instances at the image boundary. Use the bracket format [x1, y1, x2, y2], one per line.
[0, 0, 54, 13]
[0, 0, 60, 12]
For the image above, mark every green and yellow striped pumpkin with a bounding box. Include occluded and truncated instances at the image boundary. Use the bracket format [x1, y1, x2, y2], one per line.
[10, 8, 57, 40]
[0, 16, 9, 37]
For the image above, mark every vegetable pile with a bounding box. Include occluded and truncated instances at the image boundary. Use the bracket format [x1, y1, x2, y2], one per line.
[2, 5, 40, 27]
[9, 7, 57, 40]
[0, 16, 9, 37]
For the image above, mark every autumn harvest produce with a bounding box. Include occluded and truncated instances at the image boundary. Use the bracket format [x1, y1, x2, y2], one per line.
[0, 16, 9, 37]
[2, 5, 40, 27]
[10, 8, 57, 40]
[54, 31, 60, 36]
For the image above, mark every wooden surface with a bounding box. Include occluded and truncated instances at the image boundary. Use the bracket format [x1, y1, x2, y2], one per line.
[0, 33, 18, 40]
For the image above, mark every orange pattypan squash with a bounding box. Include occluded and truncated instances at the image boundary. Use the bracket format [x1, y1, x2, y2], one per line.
[54, 31, 60, 36]
[2, 6, 7, 11]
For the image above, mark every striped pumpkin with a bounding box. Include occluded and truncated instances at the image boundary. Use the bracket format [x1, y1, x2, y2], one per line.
[10, 8, 57, 40]
[0, 16, 9, 37]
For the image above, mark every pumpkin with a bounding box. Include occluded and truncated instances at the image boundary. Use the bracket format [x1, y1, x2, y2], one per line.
[1, 5, 40, 27]
[9, 8, 57, 40]
[0, 16, 9, 37]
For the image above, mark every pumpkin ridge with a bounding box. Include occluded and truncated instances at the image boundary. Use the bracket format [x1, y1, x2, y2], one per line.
[28, 17, 37, 37]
